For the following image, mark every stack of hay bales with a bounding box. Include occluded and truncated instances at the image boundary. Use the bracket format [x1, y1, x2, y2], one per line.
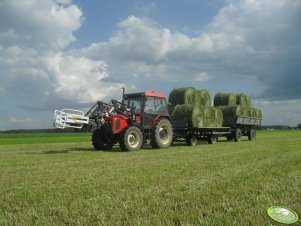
[214, 93, 262, 125]
[169, 87, 223, 128]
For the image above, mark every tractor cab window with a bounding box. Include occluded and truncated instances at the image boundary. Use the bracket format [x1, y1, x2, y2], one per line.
[125, 98, 142, 114]
[144, 97, 167, 113]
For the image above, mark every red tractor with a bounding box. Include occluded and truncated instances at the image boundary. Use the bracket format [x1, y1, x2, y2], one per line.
[53, 90, 173, 151]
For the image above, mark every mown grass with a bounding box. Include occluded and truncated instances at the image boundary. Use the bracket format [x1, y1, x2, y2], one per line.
[0, 131, 300, 225]
[0, 133, 90, 145]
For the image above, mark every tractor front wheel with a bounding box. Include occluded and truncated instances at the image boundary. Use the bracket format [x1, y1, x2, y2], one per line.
[151, 118, 173, 149]
[92, 130, 114, 151]
[119, 126, 143, 151]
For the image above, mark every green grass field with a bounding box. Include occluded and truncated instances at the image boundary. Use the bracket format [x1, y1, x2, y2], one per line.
[0, 131, 300, 225]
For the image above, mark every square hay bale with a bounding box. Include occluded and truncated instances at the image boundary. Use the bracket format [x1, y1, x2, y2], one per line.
[168, 87, 196, 106]
[214, 93, 237, 106]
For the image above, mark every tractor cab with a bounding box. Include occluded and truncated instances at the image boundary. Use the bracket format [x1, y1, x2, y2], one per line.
[53, 89, 173, 151]
[123, 91, 168, 114]
[123, 91, 169, 129]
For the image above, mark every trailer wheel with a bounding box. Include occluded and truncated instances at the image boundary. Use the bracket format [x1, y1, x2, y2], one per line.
[186, 134, 197, 146]
[208, 135, 217, 144]
[151, 118, 173, 148]
[234, 129, 242, 142]
[248, 129, 256, 141]
[92, 130, 114, 150]
[119, 126, 143, 151]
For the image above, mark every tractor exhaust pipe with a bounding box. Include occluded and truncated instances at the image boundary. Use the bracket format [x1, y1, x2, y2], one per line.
[122, 87, 125, 104]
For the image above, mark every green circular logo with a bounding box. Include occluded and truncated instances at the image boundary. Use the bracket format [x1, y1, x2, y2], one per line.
[267, 206, 299, 224]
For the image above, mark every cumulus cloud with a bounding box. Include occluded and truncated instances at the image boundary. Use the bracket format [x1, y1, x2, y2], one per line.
[1, 0, 300, 129]
[83, 0, 301, 101]
[45, 53, 124, 103]
[0, 0, 83, 50]
[206, 0, 301, 100]
[0, 0, 123, 109]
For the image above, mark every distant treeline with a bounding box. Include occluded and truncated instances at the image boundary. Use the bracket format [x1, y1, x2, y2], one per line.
[1, 125, 300, 133]
[259, 125, 300, 130]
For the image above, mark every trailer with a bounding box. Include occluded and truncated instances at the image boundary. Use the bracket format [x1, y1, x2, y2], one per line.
[172, 116, 262, 146]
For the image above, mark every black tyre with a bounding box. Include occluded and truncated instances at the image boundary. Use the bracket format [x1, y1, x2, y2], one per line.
[119, 126, 143, 151]
[92, 129, 114, 150]
[151, 118, 173, 149]
[248, 129, 256, 141]
[233, 128, 242, 142]
[208, 135, 217, 144]
[186, 134, 197, 146]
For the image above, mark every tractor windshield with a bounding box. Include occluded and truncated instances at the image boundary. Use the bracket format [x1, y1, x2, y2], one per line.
[124, 98, 143, 114]
[144, 97, 168, 113]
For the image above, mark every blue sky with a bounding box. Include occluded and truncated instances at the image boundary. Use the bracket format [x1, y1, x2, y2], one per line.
[0, 0, 301, 130]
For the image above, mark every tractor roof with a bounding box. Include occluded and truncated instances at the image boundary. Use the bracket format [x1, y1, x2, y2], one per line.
[124, 91, 166, 99]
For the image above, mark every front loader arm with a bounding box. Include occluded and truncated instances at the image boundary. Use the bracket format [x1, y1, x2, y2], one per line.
[53, 99, 132, 130]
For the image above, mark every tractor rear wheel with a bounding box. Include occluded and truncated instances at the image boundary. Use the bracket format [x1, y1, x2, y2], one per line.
[119, 126, 143, 151]
[92, 129, 114, 150]
[151, 118, 173, 148]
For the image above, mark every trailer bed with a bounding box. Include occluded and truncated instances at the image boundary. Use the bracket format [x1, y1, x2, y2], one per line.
[172, 116, 261, 145]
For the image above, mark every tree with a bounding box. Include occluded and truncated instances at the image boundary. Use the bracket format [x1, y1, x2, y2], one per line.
[297, 123, 301, 129]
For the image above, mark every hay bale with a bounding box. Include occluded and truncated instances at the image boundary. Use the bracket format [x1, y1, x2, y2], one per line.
[213, 107, 223, 127]
[196, 89, 211, 106]
[172, 104, 194, 121]
[253, 108, 262, 118]
[214, 93, 237, 106]
[236, 93, 251, 107]
[172, 104, 223, 128]
[220, 105, 262, 117]
[191, 105, 205, 127]
[168, 87, 196, 106]
[219, 106, 242, 118]
[219, 105, 243, 125]
[168, 105, 175, 115]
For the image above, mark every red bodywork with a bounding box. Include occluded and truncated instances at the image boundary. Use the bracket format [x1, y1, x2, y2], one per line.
[107, 115, 129, 134]
[144, 91, 166, 99]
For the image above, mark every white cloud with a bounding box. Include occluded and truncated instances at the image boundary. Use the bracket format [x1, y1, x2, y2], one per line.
[1, 0, 300, 129]
[0, 0, 83, 50]
[193, 72, 209, 82]
[0, 0, 123, 107]
[82, 0, 300, 101]
[45, 53, 124, 103]
[254, 98, 301, 126]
